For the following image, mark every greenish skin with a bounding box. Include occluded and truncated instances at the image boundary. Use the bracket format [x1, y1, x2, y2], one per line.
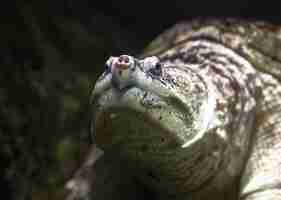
[66, 19, 281, 200]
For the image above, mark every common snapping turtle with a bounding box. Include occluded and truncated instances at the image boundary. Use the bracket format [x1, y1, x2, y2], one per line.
[67, 19, 281, 200]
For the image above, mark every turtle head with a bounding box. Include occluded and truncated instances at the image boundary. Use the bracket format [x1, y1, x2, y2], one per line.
[90, 55, 218, 192]
[91, 54, 216, 156]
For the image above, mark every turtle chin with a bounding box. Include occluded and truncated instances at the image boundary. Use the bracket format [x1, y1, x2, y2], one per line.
[92, 82, 212, 154]
[94, 107, 181, 159]
[93, 86, 186, 152]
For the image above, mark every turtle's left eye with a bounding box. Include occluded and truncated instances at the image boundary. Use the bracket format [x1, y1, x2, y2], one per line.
[104, 63, 111, 73]
[149, 62, 162, 76]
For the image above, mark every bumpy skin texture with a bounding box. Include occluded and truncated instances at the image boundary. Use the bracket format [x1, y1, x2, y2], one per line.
[83, 19, 281, 200]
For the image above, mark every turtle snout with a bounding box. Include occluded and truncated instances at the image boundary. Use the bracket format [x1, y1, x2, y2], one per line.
[109, 55, 136, 90]
[115, 55, 131, 69]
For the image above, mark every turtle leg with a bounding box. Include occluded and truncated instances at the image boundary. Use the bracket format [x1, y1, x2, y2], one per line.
[65, 145, 104, 200]
[65, 144, 150, 200]
[239, 77, 281, 200]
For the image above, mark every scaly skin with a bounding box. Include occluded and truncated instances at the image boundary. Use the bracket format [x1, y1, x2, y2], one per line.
[66, 19, 281, 200]
[141, 19, 281, 199]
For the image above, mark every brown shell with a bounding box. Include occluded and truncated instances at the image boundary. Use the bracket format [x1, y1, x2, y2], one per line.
[141, 18, 281, 82]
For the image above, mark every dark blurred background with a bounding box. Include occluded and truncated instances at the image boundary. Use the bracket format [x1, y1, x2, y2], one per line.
[1, 1, 281, 199]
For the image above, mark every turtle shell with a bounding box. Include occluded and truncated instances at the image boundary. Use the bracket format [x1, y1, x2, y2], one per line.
[141, 19, 281, 82]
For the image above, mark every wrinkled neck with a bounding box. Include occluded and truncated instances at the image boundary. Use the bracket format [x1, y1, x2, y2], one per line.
[132, 127, 227, 197]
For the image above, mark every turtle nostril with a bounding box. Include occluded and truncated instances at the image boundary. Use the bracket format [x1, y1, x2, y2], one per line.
[118, 55, 130, 63]
[124, 56, 129, 63]
[116, 55, 131, 70]
[118, 57, 123, 62]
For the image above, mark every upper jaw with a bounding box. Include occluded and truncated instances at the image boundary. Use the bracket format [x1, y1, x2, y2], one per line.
[91, 55, 162, 98]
